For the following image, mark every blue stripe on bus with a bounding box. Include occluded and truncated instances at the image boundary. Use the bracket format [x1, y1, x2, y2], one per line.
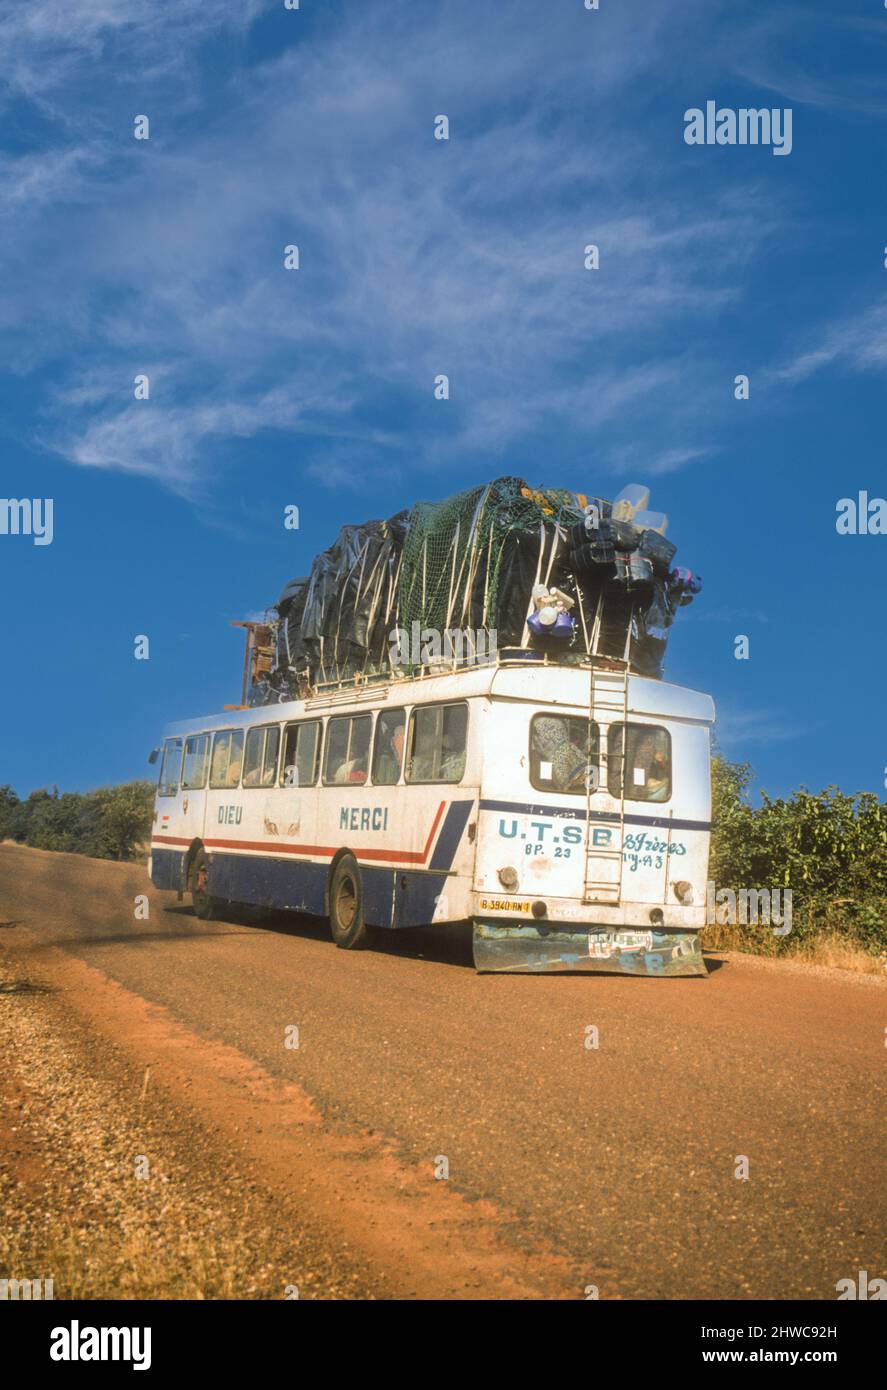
[151, 810, 471, 927]
[478, 799, 710, 833]
[206, 853, 450, 929]
[151, 846, 187, 891]
[428, 800, 474, 871]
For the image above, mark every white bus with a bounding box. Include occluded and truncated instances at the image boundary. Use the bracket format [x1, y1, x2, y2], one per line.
[148, 654, 714, 975]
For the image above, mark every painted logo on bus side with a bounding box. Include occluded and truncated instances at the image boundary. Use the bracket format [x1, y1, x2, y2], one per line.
[339, 806, 390, 832]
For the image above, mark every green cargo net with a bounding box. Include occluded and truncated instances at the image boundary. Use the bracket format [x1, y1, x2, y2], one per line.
[396, 476, 584, 653]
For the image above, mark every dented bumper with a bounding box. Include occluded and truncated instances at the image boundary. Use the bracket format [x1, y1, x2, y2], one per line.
[472, 920, 707, 975]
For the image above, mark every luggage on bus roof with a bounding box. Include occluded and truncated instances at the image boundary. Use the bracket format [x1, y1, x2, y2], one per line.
[248, 477, 701, 702]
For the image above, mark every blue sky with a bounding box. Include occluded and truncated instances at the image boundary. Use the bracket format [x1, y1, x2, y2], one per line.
[1, 0, 885, 802]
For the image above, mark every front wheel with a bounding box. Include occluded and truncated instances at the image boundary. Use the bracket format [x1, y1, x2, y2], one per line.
[189, 849, 224, 921]
[328, 854, 368, 949]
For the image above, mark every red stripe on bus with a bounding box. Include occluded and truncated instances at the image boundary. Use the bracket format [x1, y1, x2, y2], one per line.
[150, 800, 447, 867]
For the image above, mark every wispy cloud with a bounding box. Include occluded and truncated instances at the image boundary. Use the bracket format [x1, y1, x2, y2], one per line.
[0, 0, 786, 500]
[725, 8, 887, 117]
[689, 606, 770, 626]
[607, 444, 716, 479]
[0, 0, 263, 114]
[716, 706, 810, 750]
[771, 304, 887, 385]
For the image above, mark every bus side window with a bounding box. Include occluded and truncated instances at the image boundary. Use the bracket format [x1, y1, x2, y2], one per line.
[607, 724, 671, 803]
[406, 703, 468, 783]
[261, 726, 280, 786]
[281, 720, 320, 788]
[182, 733, 210, 790]
[226, 730, 244, 787]
[210, 729, 245, 790]
[243, 725, 279, 788]
[210, 731, 229, 788]
[323, 714, 372, 785]
[243, 727, 264, 787]
[372, 708, 406, 785]
[158, 737, 184, 796]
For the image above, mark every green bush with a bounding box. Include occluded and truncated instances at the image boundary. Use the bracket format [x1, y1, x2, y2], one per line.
[1, 782, 154, 861]
[711, 753, 887, 953]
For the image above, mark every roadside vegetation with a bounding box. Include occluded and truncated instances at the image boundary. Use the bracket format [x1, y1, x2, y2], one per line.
[0, 783, 153, 862]
[709, 754, 887, 969]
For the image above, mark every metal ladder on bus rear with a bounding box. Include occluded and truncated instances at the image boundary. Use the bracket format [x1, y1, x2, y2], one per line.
[583, 661, 629, 905]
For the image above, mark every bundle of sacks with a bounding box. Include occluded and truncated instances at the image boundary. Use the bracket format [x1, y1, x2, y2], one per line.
[526, 484, 702, 672]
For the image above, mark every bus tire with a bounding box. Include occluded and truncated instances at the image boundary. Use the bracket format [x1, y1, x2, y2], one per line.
[189, 848, 223, 921]
[328, 854, 367, 949]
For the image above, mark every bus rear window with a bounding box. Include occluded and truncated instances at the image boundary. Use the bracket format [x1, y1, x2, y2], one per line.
[158, 737, 183, 797]
[530, 716, 599, 794]
[210, 729, 245, 789]
[281, 721, 320, 787]
[406, 703, 467, 783]
[323, 715, 372, 785]
[607, 724, 671, 803]
[182, 734, 210, 790]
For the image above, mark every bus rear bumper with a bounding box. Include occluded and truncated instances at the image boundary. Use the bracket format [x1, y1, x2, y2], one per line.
[472, 920, 707, 976]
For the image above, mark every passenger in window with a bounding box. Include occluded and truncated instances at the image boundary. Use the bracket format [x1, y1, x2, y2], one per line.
[282, 728, 307, 788]
[334, 756, 368, 784]
[533, 717, 586, 792]
[227, 740, 244, 788]
[408, 749, 433, 781]
[439, 733, 466, 782]
[374, 720, 405, 785]
[406, 724, 431, 781]
[645, 751, 669, 801]
[633, 733, 669, 802]
[566, 727, 595, 792]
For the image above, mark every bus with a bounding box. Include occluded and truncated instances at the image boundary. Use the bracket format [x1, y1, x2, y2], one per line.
[148, 652, 715, 975]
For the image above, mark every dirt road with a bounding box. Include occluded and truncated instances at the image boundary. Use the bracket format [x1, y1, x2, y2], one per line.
[1, 843, 884, 1300]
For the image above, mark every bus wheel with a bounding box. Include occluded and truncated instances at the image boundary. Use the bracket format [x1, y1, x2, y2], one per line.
[329, 854, 367, 949]
[189, 849, 222, 921]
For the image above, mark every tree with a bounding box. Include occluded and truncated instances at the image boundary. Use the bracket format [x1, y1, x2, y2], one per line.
[0, 785, 20, 841]
[1, 781, 154, 860]
[709, 751, 887, 952]
[88, 782, 154, 860]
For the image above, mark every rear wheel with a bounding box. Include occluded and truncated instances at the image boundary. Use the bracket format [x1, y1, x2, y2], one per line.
[189, 849, 223, 921]
[328, 854, 367, 949]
